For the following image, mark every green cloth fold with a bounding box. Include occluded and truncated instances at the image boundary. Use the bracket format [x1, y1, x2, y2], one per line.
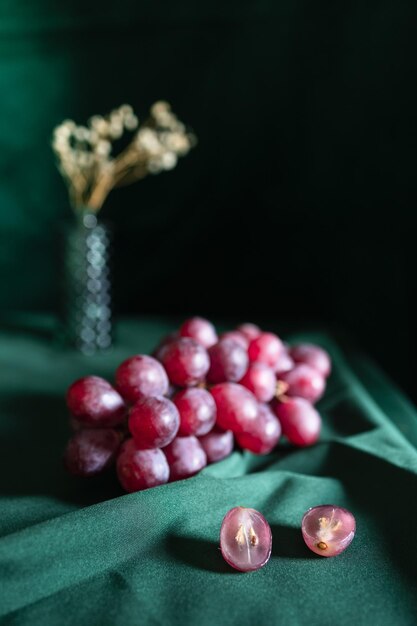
[0, 318, 416, 625]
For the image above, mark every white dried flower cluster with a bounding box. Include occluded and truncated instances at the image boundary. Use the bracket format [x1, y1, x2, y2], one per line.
[89, 104, 139, 140]
[134, 101, 194, 174]
[52, 101, 195, 212]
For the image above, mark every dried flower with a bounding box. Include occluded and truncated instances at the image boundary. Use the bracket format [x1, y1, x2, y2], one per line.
[52, 102, 195, 213]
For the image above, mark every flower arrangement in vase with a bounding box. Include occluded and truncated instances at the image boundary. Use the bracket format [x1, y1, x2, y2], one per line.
[52, 102, 195, 354]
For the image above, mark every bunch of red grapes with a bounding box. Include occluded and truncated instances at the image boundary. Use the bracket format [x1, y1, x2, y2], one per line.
[64, 318, 331, 493]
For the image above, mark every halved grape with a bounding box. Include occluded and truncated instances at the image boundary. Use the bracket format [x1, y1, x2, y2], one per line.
[220, 507, 272, 572]
[301, 505, 355, 557]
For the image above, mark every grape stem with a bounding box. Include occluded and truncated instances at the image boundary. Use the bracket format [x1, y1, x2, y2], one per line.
[275, 380, 289, 399]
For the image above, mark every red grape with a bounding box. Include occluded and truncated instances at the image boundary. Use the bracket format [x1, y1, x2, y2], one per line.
[274, 350, 295, 375]
[115, 355, 169, 404]
[128, 396, 179, 449]
[239, 361, 276, 402]
[248, 332, 283, 367]
[173, 387, 216, 436]
[235, 404, 281, 454]
[64, 428, 121, 476]
[153, 331, 179, 361]
[160, 338, 210, 387]
[210, 382, 258, 433]
[199, 427, 234, 463]
[219, 331, 249, 350]
[220, 507, 272, 572]
[179, 316, 218, 348]
[66, 376, 126, 428]
[279, 364, 325, 403]
[237, 323, 261, 341]
[302, 505, 356, 557]
[290, 343, 331, 378]
[273, 397, 321, 446]
[117, 439, 170, 492]
[207, 338, 249, 383]
[164, 436, 207, 480]
[64, 321, 332, 492]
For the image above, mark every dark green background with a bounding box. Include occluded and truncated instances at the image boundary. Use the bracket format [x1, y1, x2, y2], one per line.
[0, 1, 416, 397]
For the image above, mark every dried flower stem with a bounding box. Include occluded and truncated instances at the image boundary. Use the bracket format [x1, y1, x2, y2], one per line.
[52, 102, 196, 214]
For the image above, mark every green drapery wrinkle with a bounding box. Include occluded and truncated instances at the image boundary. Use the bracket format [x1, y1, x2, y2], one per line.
[0, 317, 416, 625]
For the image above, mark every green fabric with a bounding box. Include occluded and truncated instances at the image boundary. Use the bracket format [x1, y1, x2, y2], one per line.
[1, 316, 417, 625]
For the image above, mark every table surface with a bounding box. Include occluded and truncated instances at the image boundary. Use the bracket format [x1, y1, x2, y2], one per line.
[0, 316, 417, 626]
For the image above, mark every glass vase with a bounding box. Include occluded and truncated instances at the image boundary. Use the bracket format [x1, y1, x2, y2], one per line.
[61, 211, 112, 354]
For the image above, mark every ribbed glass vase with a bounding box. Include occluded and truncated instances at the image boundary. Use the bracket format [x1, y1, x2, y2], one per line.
[61, 211, 112, 354]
